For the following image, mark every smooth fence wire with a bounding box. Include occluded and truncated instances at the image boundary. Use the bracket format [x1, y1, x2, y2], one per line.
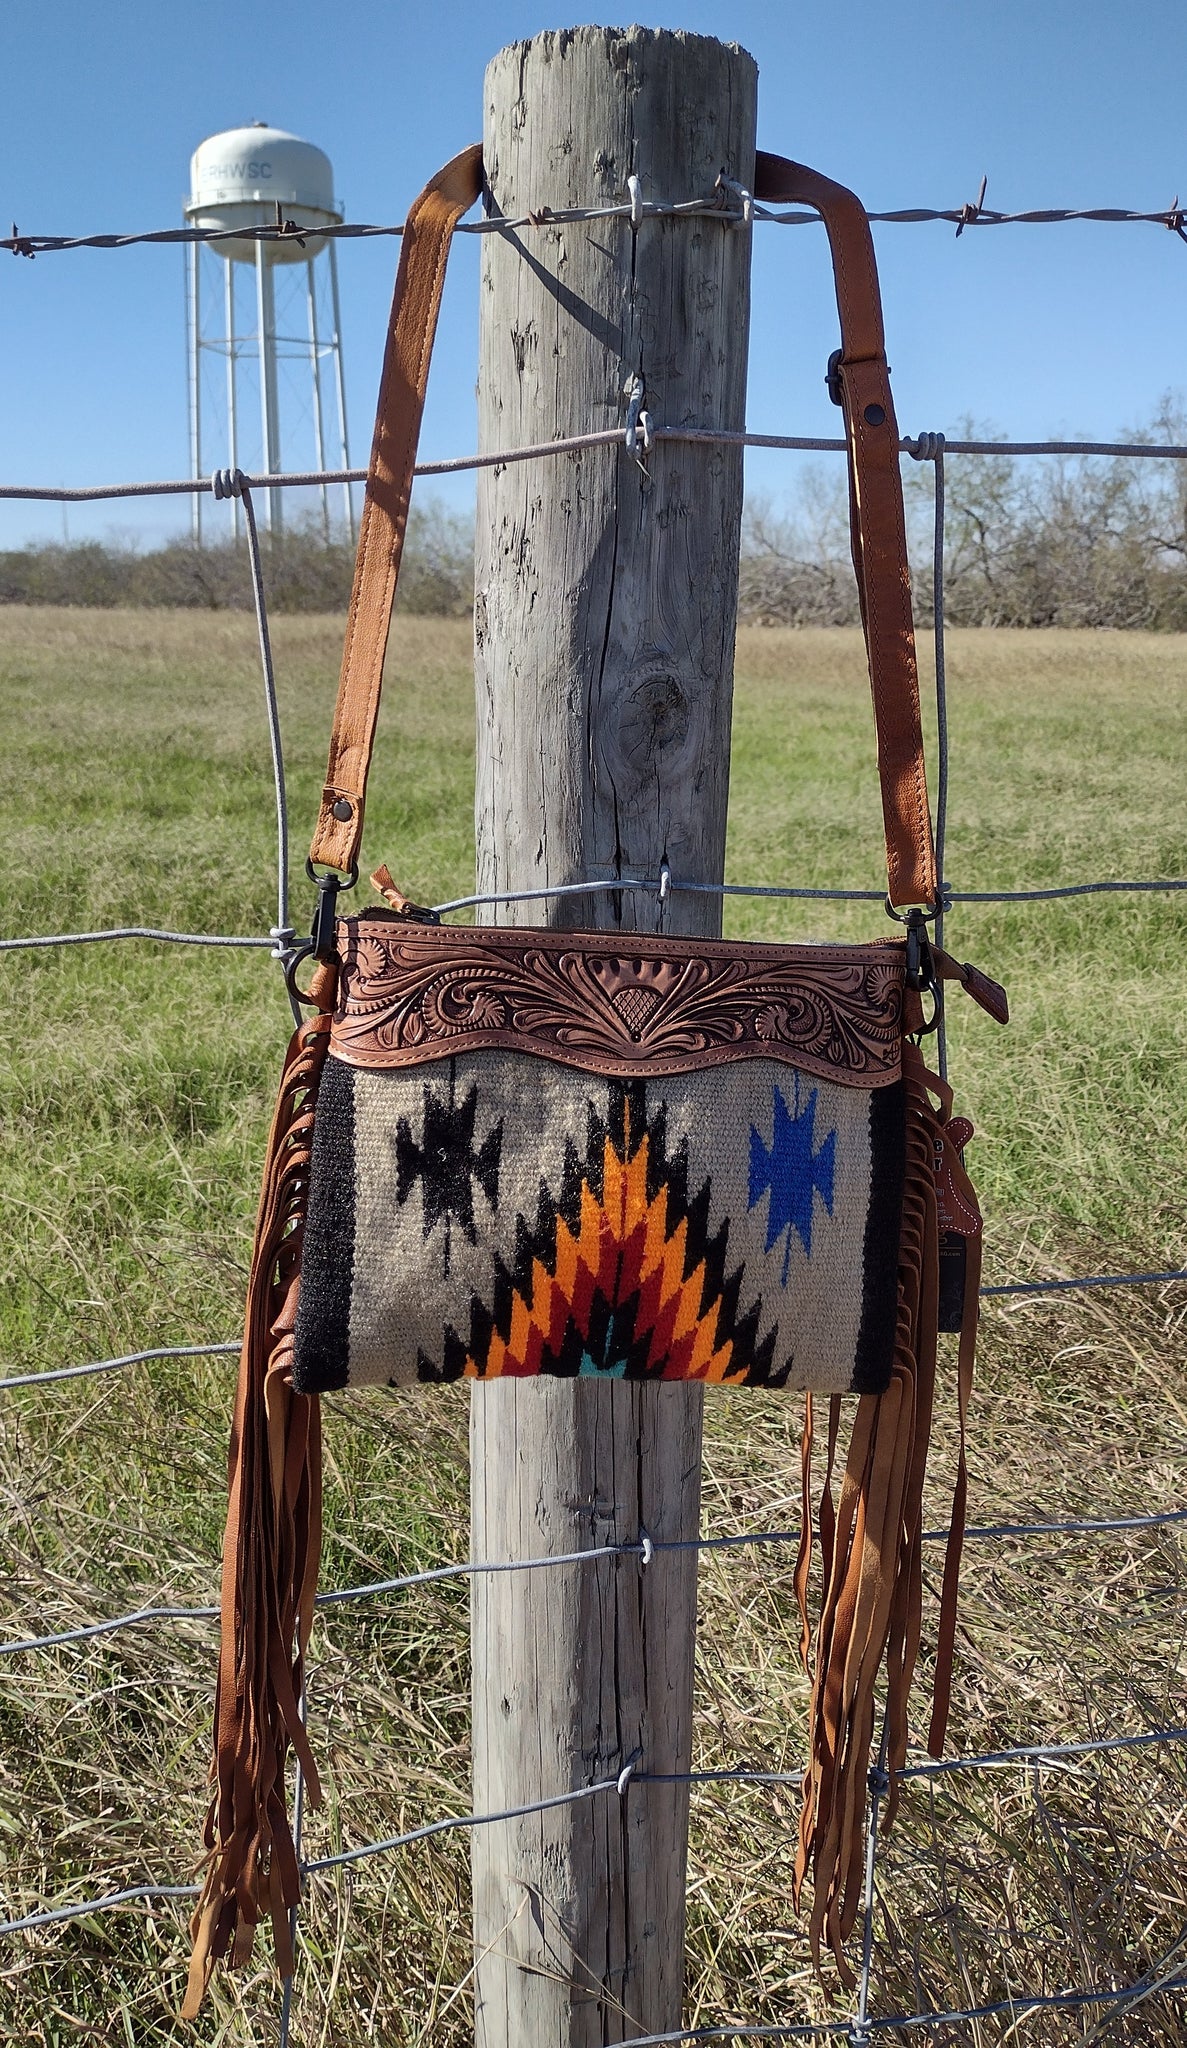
[6, 428, 1187, 506]
[2, 337, 1186, 2042]
[7, 1505, 1186, 1658]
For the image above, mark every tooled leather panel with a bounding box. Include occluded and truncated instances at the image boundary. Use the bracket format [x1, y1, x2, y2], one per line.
[328, 919, 905, 1087]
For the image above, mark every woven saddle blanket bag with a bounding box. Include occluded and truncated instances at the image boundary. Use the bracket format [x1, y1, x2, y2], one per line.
[183, 146, 1007, 2015]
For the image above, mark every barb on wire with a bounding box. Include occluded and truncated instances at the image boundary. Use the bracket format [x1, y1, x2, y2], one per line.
[956, 175, 988, 238]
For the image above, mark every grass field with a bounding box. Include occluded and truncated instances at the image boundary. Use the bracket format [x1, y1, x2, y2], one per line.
[1, 609, 1185, 2045]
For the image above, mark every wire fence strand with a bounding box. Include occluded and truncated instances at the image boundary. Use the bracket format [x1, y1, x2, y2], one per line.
[5, 427, 1187, 507]
[5, 1506, 1185, 1659]
[5, 187, 1187, 258]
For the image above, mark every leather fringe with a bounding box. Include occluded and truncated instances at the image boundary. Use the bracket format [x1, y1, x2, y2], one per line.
[183, 999, 979, 2009]
[181, 973, 335, 2020]
[792, 1041, 980, 1986]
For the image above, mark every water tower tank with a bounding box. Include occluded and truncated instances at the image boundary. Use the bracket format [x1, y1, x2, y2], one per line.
[185, 123, 342, 261]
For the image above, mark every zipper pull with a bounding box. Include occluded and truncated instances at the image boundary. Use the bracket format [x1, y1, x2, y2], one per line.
[370, 863, 442, 925]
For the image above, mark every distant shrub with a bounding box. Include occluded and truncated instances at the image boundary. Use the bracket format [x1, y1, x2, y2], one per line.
[0, 498, 474, 617]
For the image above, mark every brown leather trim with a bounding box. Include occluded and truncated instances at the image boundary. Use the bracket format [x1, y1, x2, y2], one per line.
[309, 146, 483, 875]
[328, 919, 906, 1087]
[754, 155, 937, 912]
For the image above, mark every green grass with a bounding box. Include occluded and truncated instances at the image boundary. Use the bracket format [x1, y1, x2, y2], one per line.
[0, 611, 1185, 2044]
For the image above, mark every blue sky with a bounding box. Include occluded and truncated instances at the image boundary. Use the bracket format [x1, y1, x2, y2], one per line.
[4, 0, 1187, 547]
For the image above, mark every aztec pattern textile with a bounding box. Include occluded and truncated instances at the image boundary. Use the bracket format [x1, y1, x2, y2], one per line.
[291, 921, 908, 1397]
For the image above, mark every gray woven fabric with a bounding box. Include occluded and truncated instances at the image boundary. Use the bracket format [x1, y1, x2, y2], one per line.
[292, 1052, 905, 1395]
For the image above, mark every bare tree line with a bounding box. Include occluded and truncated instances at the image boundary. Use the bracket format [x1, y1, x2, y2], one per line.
[739, 400, 1187, 630]
[5, 405, 1187, 627]
[0, 499, 474, 617]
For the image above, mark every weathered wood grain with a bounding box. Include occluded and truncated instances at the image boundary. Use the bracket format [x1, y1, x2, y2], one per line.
[470, 28, 757, 2046]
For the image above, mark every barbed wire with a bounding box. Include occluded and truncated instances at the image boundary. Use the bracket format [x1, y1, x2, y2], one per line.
[4, 183, 1186, 259]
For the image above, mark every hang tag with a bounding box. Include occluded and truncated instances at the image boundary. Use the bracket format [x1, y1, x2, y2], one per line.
[934, 1116, 981, 1332]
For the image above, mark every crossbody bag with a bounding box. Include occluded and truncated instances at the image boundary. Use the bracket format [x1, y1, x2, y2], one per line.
[183, 144, 1006, 2015]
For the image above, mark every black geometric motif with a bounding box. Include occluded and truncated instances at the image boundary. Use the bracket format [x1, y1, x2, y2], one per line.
[395, 1063, 502, 1276]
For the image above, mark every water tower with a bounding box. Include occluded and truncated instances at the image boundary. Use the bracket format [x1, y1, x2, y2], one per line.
[184, 123, 353, 540]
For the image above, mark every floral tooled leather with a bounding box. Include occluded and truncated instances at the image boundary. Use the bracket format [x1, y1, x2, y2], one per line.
[328, 919, 905, 1087]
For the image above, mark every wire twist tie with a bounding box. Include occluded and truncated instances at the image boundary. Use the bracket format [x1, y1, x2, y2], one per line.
[955, 174, 988, 237]
[627, 175, 644, 230]
[1165, 196, 1187, 243]
[269, 925, 297, 960]
[867, 1764, 891, 1800]
[657, 863, 672, 906]
[9, 221, 34, 260]
[638, 1527, 655, 1567]
[846, 2024, 872, 2047]
[616, 1753, 640, 1796]
[714, 173, 753, 227]
[211, 467, 245, 501]
[624, 375, 648, 456]
[909, 430, 946, 462]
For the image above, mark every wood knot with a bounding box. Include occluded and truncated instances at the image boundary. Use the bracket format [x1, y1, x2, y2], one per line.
[613, 670, 692, 774]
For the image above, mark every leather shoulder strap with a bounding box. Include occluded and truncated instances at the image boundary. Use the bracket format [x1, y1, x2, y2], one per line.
[309, 145, 483, 876]
[755, 155, 937, 912]
[312, 145, 935, 911]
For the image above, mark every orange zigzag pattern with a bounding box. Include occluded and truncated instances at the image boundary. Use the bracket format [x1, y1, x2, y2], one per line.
[465, 1117, 745, 1384]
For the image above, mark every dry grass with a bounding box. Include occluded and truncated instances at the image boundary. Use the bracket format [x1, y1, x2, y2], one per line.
[0, 614, 1184, 2044]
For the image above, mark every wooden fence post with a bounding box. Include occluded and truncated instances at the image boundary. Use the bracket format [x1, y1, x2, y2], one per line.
[470, 28, 757, 2045]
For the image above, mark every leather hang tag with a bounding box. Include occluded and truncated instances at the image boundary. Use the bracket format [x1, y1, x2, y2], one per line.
[934, 1116, 980, 1332]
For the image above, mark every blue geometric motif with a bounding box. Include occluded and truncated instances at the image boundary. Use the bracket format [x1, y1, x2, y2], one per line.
[748, 1078, 837, 1285]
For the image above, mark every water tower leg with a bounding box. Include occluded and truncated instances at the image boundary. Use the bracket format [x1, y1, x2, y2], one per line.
[306, 256, 331, 542]
[225, 258, 241, 544]
[187, 242, 202, 545]
[328, 240, 354, 542]
[255, 246, 282, 532]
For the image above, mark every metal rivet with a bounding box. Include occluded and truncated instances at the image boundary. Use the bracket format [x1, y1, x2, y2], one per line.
[864, 403, 886, 427]
[332, 798, 354, 822]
